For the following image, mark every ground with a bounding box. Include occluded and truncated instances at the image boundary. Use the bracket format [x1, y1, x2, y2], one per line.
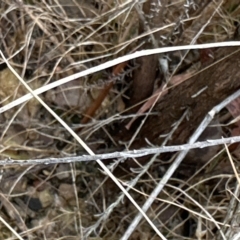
[0, 0, 240, 239]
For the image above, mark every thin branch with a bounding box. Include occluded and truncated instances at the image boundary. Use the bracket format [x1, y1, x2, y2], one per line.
[2, 134, 240, 166]
[1, 41, 240, 114]
[0, 214, 24, 240]
[0, 51, 166, 240]
[120, 81, 240, 240]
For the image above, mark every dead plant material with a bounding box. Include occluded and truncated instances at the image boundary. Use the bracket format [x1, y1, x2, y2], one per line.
[177, 1, 223, 44]
[127, 31, 240, 165]
[80, 61, 127, 125]
[129, 0, 167, 108]
[1, 0, 240, 239]
[125, 72, 194, 130]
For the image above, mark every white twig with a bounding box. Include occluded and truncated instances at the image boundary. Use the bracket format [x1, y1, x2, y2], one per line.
[1, 41, 240, 114]
[0, 52, 167, 240]
[1, 135, 240, 166]
[222, 183, 240, 240]
[0, 215, 24, 240]
[85, 154, 159, 237]
[120, 82, 240, 240]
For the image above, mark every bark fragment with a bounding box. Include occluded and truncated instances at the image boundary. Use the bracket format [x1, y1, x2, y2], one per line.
[130, 0, 167, 107]
[138, 45, 240, 149]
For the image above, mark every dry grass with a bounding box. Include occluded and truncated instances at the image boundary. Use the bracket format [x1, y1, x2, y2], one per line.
[0, 0, 240, 239]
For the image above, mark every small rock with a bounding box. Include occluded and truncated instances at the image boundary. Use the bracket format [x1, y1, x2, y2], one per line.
[56, 164, 70, 180]
[38, 189, 54, 208]
[58, 183, 76, 201]
[25, 196, 42, 211]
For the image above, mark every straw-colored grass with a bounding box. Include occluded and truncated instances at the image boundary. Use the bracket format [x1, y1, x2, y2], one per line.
[0, 0, 240, 239]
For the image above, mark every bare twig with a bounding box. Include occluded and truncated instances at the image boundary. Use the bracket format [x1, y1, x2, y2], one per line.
[121, 80, 240, 240]
[2, 134, 240, 166]
[0, 214, 24, 240]
[0, 52, 167, 240]
[221, 183, 240, 240]
[1, 42, 240, 114]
